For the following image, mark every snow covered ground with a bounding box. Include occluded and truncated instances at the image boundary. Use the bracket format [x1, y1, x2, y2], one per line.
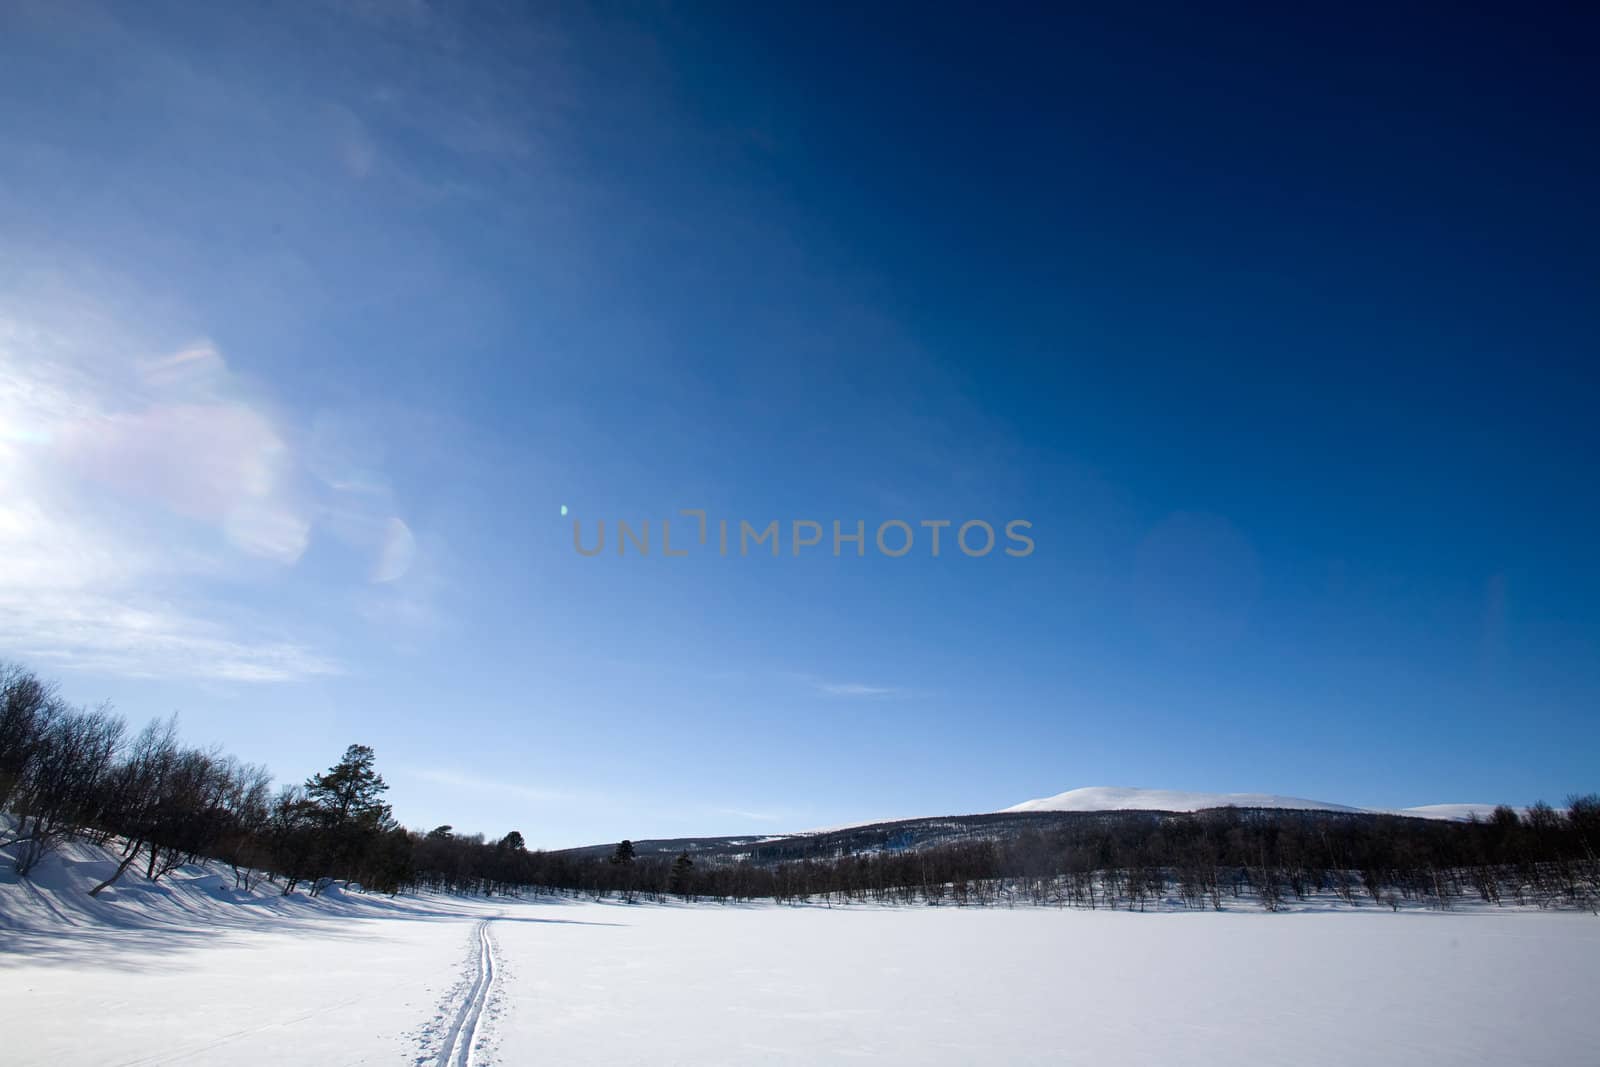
[493, 903, 1599, 1065]
[4, 839, 1599, 1065]
[0, 837, 501, 1064]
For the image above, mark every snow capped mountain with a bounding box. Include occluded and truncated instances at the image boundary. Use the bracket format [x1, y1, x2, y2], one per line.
[1001, 786, 1505, 821]
[1390, 803, 1510, 821]
[1002, 786, 1359, 815]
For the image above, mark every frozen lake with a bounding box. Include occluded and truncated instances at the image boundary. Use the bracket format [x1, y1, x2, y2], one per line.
[4, 855, 1597, 1066]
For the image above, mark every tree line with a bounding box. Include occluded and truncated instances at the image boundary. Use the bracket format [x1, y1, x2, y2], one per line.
[1, 662, 482, 895]
[513, 802, 1600, 912]
[3, 662, 1596, 911]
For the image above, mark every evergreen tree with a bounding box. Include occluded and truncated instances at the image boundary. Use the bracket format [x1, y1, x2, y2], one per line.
[611, 839, 636, 865]
[303, 744, 393, 892]
[669, 850, 694, 898]
[305, 744, 391, 825]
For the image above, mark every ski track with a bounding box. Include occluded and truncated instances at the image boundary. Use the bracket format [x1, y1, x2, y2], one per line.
[111, 993, 368, 1066]
[434, 918, 498, 1067]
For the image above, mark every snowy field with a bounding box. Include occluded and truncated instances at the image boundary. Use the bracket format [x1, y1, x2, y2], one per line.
[3, 843, 1599, 1065]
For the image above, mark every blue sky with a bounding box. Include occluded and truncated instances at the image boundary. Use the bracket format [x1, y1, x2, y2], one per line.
[1, 2, 1595, 847]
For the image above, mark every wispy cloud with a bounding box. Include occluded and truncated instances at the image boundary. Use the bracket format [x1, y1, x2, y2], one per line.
[0, 291, 418, 682]
[781, 670, 911, 698]
[813, 680, 904, 698]
[707, 806, 788, 824]
[0, 590, 339, 682]
[409, 768, 577, 805]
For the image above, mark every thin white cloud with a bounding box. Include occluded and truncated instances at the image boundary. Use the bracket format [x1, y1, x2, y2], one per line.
[781, 670, 910, 698]
[814, 681, 903, 697]
[409, 768, 577, 805]
[707, 806, 787, 824]
[0, 294, 418, 682]
[0, 589, 338, 682]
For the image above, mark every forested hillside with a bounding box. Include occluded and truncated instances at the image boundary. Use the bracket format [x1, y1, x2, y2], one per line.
[4, 662, 1596, 912]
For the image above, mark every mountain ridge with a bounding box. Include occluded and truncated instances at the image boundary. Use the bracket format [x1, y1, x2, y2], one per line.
[1001, 785, 1505, 821]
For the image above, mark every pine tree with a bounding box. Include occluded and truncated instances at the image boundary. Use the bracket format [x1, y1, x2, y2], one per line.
[611, 839, 635, 865]
[304, 744, 390, 826]
[669, 850, 694, 898]
[303, 744, 393, 892]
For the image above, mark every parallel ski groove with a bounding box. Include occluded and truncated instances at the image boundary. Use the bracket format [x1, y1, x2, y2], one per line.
[436, 919, 497, 1067]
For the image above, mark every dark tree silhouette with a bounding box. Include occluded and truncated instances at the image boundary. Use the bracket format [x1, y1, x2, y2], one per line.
[669, 850, 695, 899]
[302, 744, 394, 894]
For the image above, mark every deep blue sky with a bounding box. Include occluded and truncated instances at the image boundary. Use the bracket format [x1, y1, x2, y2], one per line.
[1, 2, 1595, 846]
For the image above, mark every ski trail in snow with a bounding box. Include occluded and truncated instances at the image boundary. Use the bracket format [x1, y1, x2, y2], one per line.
[111, 993, 368, 1065]
[435, 918, 498, 1067]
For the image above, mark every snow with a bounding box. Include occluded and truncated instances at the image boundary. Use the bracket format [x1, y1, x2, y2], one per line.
[1395, 802, 1510, 821]
[5, 832, 1599, 1064]
[492, 902, 1599, 1066]
[0, 835, 498, 1065]
[1003, 785, 1509, 820]
[1002, 785, 1361, 814]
